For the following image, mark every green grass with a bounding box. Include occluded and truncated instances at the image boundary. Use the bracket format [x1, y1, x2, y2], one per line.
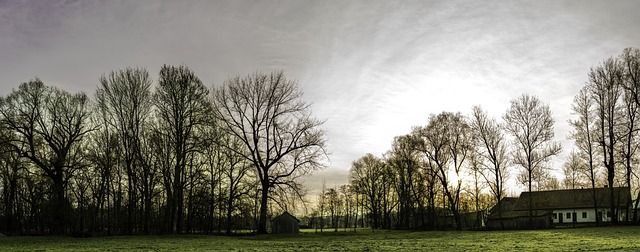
[1, 226, 640, 251]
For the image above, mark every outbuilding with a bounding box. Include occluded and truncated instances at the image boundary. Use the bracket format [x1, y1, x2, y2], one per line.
[271, 211, 300, 234]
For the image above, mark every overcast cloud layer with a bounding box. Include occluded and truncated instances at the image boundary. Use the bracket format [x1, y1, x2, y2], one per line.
[1, 0, 640, 195]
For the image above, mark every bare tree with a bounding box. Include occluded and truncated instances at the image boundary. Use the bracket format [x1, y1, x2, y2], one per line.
[339, 184, 354, 231]
[469, 105, 509, 228]
[503, 94, 561, 226]
[562, 150, 588, 189]
[466, 150, 485, 229]
[213, 71, 327, 234]
[220, 134, 253, 234]
[325, 187, 340, 231]
[387, 134, 421, 229]
[618, 80, 638, 223]
[588, 58, 623, 224]
[621, 48, 640, 108]
[0, 79, 92, 234]
[97, 67, 153, 233]
[154, 65, 211, 234]
[414, 112, 473, 230]
[619, 48, 640, 223]
[568, 85, 601, 225]
[316, 180, 327, 232]
[349, 153, 384, 230]
[0, 127, 26, 234]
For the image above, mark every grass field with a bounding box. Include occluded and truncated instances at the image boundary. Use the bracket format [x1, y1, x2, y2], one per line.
[1, 226, 639, 251]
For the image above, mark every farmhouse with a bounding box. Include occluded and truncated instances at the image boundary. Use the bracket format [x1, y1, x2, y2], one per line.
[487, 187, 631, 229]
[271, 211, 300, 234]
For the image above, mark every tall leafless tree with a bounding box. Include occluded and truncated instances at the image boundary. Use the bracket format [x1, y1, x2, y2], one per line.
[469, 105, 509, 229]
[387, 134, 421, 229]
[618, 80, 638, 223]
[588, 58, 623, 224]
[349, 153, 384, 230]
[97, 67, 153, 233]
[219, 133, 252, 234]
[619, 47, 640, 223]
[568, 85, 601, 225]
[503, 94, 561, 226]
[213, 71, 327, 234]
[154, 65, 211, 234]
[414, 112, 473, 230]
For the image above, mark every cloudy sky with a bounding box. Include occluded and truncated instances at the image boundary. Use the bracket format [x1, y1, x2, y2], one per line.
[1, 0, 639, 195]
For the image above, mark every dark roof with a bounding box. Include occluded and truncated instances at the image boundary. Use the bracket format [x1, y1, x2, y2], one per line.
[512, 187, 631, 211]
[488, 197, 551, 219]
[272, 211, 299, 222]
[489, 197, 518, 213]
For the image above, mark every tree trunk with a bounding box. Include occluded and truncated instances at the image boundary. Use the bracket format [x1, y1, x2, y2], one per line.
[226, 190, 234, 235]
[633, 189, 640, 224]
[609, 177, 617, 225]
[528, 166, 533, 228]
[126, 165, 135, 234]
[257, 180, 269, 234]
[52, 173, 67, 235]
[4, 176, 17, 234]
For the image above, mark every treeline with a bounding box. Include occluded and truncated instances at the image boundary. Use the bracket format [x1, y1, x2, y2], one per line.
[309, 48, 640, 231]
[0, 66, 327, 235]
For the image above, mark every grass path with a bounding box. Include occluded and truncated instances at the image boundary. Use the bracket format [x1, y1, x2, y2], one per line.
[1, 226, 639, 251]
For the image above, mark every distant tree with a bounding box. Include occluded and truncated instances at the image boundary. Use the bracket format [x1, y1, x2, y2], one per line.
[97, 67, 153, 233]
[562, 150, 588, 189]
[316, 180, 327, 232]
[339, 184, 354, 231]
[387, 134, 421, 229]
[503, 94, 561, 226]
[0, 127, 26, 234]
[325, 187, 340, 231]
[588, 58, 623, 224]
[466, 150, 486, 228]
[568, 85, 600, 225]
[414, 112, 473, 230]
[543, 176, 561, 191]
[154, 65, 211, 234]
[0, 79, 92, 234]
[213, 71, 327, 234]
[516, 167, 556, 191]
[219, 134, 252, 234]
[469, 105, 509, 229]
[349, 153, 384, 230]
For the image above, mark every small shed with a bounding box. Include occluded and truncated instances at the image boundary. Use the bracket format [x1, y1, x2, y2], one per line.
[272, 211, 300, 234]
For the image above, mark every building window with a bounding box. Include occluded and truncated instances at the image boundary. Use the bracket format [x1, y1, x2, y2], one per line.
[553, 213, 557, 219]
[566, 213, 571, 219]
[582, 212, 587, 219]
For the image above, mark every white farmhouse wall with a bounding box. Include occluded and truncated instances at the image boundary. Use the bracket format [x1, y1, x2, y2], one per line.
[552, 209, 597, 223]
[552, 208, 626, 223]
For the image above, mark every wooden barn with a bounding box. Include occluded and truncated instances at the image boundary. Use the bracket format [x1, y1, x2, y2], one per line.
[271, 211, 300, 234]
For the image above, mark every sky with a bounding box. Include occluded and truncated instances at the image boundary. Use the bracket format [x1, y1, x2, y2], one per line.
[1, 0, 640, 196]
